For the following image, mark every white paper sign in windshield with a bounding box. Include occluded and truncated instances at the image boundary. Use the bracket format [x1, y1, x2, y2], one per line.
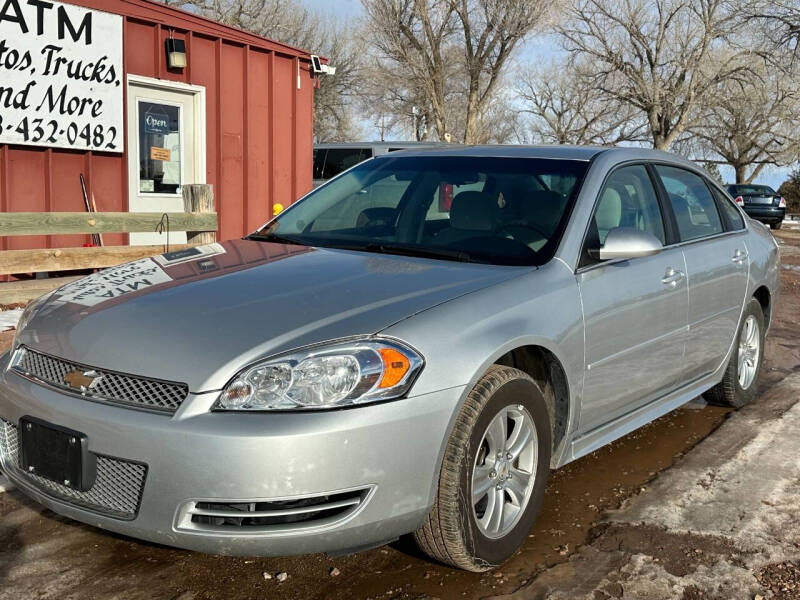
[0, 0, 123, 152]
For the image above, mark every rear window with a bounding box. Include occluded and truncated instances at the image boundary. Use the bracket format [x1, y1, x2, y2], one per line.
[314, 148, 372, 180]
[727, 184, 776, 196]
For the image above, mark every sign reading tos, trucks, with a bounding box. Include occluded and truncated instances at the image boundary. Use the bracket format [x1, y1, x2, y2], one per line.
[0, 0, 123, 152]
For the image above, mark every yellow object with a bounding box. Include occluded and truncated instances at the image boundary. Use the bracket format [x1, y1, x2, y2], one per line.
[273, 203, 284, 216]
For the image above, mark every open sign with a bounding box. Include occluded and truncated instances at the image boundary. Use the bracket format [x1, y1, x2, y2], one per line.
[144, 111, 170, 134]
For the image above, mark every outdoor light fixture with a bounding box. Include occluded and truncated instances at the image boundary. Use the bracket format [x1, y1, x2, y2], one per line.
[166, 38, 187, 69]
[310, 54, 336, 75]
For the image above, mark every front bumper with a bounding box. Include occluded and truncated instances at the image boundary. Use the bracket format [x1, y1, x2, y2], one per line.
[744, 205, 785, 224]
[0, 351, 462, 556]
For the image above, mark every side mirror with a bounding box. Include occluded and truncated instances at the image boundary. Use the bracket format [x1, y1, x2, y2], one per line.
[594, 227, 663, 260]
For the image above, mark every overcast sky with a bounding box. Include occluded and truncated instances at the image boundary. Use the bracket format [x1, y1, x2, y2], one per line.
[300, 0, 792, 188]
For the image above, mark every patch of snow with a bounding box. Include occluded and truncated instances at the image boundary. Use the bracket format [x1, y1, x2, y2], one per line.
[0, 308, 23, 333]
[0, 473, 14, 493]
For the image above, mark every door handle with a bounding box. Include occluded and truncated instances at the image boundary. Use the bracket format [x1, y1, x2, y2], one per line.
[731, 249, 748, 264]
[661, 267, 685, 287]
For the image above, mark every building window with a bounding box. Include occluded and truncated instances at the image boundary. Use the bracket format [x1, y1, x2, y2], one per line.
[138, 101, 182, 195]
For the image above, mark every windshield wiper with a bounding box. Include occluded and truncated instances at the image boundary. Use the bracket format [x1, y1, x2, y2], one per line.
[361, 242, 474, 263]
[244, 232, 310, 246]
[246, 234, 475, 262]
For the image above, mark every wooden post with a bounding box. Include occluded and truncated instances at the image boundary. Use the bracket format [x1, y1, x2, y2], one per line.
[183, 184, 216, 244]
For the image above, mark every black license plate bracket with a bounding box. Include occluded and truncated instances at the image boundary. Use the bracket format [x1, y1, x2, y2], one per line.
[19, 416, 96, 491]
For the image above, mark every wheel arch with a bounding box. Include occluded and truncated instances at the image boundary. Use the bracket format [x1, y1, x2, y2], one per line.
[493, 345, 571, 459]
[753, 285, 771, 329]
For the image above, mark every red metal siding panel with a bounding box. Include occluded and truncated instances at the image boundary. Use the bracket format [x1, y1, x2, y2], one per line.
[49, 150, 92, 249]
[1, 0, 316, 274]
[247, 49, 270, 229]
[125, 20, 158, 78]
[219, 42, 245, 242]
[272, 56, 294, 212]
[5, 147, 47, 252]
[91, 152, 127, 247]
[189, 34, 219, 203]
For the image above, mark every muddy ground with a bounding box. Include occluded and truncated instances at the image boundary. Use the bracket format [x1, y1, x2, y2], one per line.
[1, 224, 799, 600]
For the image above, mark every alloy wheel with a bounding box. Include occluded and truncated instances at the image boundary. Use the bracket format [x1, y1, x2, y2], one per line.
[471, 405, 537, 539]
[737, 315, 760, 390]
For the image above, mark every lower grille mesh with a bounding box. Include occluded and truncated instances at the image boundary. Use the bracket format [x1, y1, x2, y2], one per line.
[0, 418, 146, 519]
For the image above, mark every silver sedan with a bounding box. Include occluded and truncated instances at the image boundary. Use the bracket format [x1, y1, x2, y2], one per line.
[0, 146, 779, 571]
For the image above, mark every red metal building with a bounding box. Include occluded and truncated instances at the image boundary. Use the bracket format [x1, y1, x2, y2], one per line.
[0, 0, 316, 252]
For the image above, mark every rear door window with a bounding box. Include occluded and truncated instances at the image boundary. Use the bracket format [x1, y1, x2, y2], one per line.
[656, 166, 724, 241]
[712, 187, 745, 231]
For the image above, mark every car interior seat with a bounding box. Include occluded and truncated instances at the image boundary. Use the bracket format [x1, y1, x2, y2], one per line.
[433, 191, 500, 245]
[595, 187, 623, 244]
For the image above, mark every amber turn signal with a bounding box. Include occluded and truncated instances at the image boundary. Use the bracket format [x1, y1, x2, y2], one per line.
[378, 347, 411, 388]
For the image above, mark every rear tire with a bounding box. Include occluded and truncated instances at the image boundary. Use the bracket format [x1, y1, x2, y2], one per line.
[770, 221, 782, 230]
[705, 298, 765, 408]
[414, 365, 551, 571]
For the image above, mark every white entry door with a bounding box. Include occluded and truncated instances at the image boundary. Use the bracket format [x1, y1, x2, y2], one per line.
[127, 76, 205, 245]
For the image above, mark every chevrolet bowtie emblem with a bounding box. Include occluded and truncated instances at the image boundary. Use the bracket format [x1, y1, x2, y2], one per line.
[63, 369, 102, 392]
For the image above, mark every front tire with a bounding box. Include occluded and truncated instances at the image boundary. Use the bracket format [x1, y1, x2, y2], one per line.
[414, 365, 551, 571]
[705, 298, 765, 408]
[770, 221, 782, 230]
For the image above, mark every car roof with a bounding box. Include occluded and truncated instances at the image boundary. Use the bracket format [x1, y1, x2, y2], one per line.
[314, 141, 445, 149]
[367, 144, 693, 164]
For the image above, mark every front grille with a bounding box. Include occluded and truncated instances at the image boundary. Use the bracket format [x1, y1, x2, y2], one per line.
[0, 418, 147, 519]
[11, 347, 188, 413]
[177, 488, 372, 533]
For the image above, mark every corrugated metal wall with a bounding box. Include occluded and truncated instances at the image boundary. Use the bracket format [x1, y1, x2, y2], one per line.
[0, 0, 315, 255]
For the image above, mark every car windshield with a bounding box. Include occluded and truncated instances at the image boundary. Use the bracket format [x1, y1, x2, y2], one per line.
[728, 184, 776, 195]
[253, 155, 589, 266]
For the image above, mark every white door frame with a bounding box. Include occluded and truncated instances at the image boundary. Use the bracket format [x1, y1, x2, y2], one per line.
[126, 74, 207, 195]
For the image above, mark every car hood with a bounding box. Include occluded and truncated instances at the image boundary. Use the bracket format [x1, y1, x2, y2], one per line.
[18, 239, 524, 392]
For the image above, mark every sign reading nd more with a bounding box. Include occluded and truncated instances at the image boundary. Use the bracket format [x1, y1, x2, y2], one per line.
[0, 0, 123, 152]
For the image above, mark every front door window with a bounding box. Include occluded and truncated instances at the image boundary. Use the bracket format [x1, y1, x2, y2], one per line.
[138, 101, 182, 195]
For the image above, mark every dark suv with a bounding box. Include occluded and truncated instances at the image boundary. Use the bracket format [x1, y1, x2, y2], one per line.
[726, 184, 786, 230]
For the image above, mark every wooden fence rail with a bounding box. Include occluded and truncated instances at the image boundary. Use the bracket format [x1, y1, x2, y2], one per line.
[0, 189, 218, 304]
[0, 211, 217, 237]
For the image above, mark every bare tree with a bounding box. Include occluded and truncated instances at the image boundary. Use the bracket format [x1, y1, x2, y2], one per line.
[516, 60, 647, 145]
[362, 0, 552, 143]
[691, 68, 800, 183]
[362, 0, 457, 140]
[310, 21, 366, 142]
[559, 0, 753, 151]
[452, 0, 551, 142]
[737, 0, 800, 63]
[163, 0, 364, 141]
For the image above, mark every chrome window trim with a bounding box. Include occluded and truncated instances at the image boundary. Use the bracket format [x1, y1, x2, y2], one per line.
[574, 158, 750, 275]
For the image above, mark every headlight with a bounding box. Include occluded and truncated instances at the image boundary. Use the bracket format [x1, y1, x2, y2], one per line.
[12, 291, 54, 350]
[214, 339, 424, 411]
